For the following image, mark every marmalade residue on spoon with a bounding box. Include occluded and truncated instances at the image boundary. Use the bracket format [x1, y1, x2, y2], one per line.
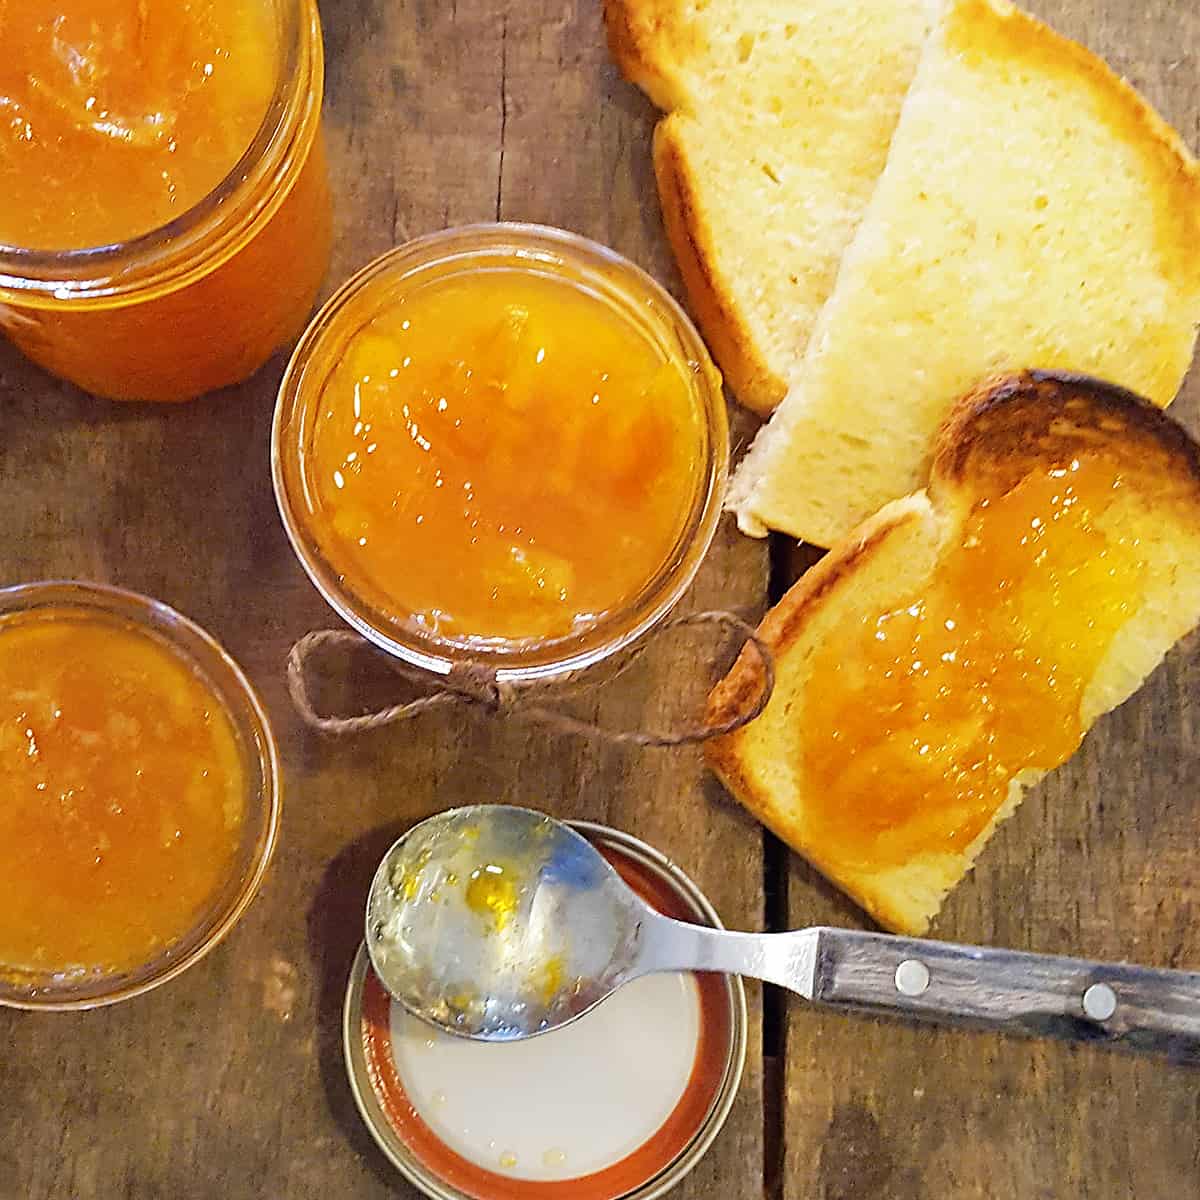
[465, 862, 519, 933]
[303, 268, 703, 643]
[803, 455, 1147, 870]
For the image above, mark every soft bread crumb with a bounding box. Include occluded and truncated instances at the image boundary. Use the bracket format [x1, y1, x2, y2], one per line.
[728, 0, 1200, 543]
[604, 0, 937, 414]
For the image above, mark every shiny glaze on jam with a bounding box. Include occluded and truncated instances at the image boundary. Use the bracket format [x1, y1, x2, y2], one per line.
[0, 0, 276, 249]
[0, 614, 245, 977]
[305, 269, 702, 643]
[803, 457, 1146, 869]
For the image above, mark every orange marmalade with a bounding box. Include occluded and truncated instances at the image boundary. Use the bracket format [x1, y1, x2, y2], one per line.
[0, 0, 331, 401]
[0, 613, 245, 978]
[301, 269, 704, 643]
[802, 457, 1147, 871]
[0, 0, 276, 250]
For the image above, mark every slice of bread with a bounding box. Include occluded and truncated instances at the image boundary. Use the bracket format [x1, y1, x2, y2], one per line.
[604, 0, 937, 414]
[728, 0, 1200, 544]
[707, 372, 1200, 935]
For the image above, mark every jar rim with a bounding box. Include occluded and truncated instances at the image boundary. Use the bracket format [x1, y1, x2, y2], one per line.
[0, 0, 320, 302]
[0, 579, 282, 1011]
[272, 222, 730, 684]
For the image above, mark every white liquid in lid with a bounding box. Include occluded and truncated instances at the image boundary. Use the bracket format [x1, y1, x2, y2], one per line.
[390, 971, 701, 1181]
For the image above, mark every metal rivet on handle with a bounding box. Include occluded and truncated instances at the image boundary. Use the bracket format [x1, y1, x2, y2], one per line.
[895, 959, 930, 997]
[1082, 982, 1117, 1021]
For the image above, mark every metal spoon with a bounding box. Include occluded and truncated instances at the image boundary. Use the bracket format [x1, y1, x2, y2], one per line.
[365, 805, 1200, 1059]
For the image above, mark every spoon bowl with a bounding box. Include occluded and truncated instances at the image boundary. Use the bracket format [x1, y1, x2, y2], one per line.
[366, 805, 648, 1040]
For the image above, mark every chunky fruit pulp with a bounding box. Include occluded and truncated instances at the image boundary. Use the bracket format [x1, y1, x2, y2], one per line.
[803, 457, 1147, 870]
[0, 614, 245, 977]
[305, 269, 702, 642]
[0, 0, 277, 250]
[0, 1, 331, 402]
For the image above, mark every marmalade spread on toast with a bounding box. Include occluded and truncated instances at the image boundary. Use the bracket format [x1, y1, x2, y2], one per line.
[304, 269, 701, 643]
[0, 613, 244, 977]
[803, 456, 1147, 870]
[0, 0, 277, 249]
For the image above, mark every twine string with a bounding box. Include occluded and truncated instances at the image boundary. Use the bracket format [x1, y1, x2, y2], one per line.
[286, 610, 773, 747]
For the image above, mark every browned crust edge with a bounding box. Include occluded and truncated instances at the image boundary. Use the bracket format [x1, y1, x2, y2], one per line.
[653, 119, 786, 415]
[933, 370, 1200, 499]
[601, 0, 688, 115]
[602, 0, 787, 414]
[712, 369, 1200, 745]
[705, 496, 936, 934]
[704, 497, 929, 761]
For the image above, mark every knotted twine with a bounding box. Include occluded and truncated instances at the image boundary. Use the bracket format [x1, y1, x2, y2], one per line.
[287, 609, 774, 747]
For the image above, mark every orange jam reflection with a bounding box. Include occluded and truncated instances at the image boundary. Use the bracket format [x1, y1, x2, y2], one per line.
[304, 269, 702, 642]
[803, 458, 1147, 870]
[0, 0, 277, 249]
[0, 614, 245, 977]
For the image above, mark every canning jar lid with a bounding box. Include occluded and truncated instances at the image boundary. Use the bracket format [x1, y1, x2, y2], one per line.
[343, 820, 747, 1200]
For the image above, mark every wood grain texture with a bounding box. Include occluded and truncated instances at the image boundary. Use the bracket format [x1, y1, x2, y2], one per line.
[0, 2, 768, 1198]
[780, 4, 1200, 1199]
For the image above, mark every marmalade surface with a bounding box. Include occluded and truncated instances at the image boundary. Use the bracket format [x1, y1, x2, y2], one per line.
[0, 613, 245, 978]
[0, 0, 277, 250]
[803, 457, 1147, 870]
[304, 269, 703, 643]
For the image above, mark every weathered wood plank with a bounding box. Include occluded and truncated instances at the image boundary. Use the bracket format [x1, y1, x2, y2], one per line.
[780, 4, 1200, 1197]
[0, 2, 773, 1198]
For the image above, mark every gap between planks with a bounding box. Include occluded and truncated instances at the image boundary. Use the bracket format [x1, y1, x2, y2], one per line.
[495, 9, 508, 220]
[761, 531, 808, 1199]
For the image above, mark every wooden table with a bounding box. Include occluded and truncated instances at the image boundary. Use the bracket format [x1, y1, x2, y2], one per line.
[0, 3, 1196, 1197]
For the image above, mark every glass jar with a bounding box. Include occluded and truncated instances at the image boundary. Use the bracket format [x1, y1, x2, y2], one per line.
[0, 0, 332, 403]
[273, 223, 729, 684]
[0, 581, 281, 1010]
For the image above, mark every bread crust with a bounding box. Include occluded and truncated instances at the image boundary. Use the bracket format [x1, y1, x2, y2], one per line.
[934, 371, 1200, 503]
[604, 0, 931, 418]
[724, 0, 1200, 546]
[714, 371, 1200, 729]
[707, 371, 1200, 932]
[602, 0, 692, 113]
[606, 0, 788, 413]
[653, 119, 786, 415]
[707, 493, 949, 933]
[706, 499, 926, 739]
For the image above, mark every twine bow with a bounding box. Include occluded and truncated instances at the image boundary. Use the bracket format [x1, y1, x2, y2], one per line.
[286, 609, 774, 747]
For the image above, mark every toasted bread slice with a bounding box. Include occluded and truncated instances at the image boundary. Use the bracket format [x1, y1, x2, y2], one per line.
[728, 0, 1200, 544]
[604, 0, 937, 414]
[707, 372, 1200, 935]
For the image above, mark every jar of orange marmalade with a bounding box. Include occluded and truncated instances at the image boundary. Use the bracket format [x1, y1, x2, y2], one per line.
[273, 225, 728, 683]
[0, 0, 331, 402]
[0, 581, 280, 1010]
